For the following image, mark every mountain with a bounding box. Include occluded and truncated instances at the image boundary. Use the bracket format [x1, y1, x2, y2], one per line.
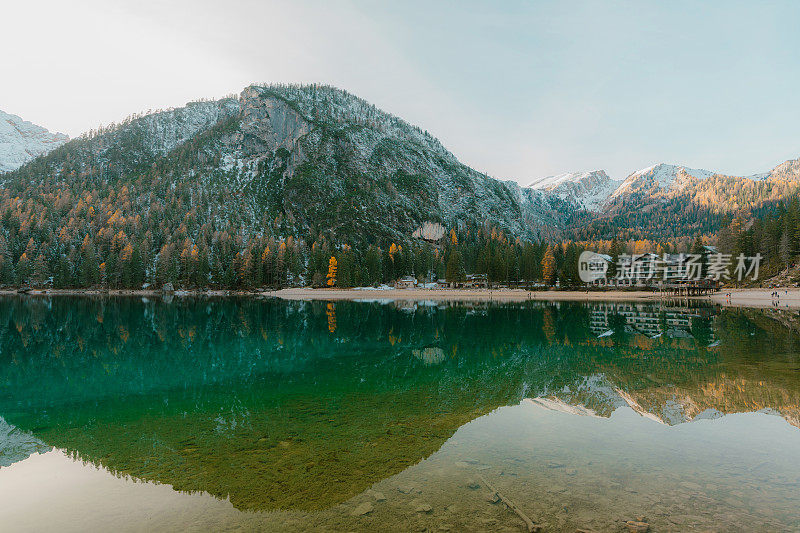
[0, 110, 68, 173]
[0, 416, 51, 467]
[609, 163, 715, 200]
[760, 156, 800, 182]
[2, 82, 800, 288]
[8, 84, 571, 246]
[0, 84, 585, 288]
[609, 159, 800, 206]
[527, 158, 800, 226]
[528, 170, 620, 212]
[565, 158, 800, 239]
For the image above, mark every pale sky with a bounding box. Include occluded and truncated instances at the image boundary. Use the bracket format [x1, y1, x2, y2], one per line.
[3, 0, 800, 182]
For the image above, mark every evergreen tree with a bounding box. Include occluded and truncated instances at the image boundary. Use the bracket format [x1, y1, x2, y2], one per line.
[445, 251, 465, 283]
[542, 246, 556, 285]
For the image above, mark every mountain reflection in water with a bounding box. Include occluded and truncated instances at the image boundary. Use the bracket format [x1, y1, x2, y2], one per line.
[0, 297, 799, 530]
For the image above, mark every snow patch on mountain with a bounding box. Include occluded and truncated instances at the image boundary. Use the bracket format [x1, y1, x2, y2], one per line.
[610, 163, 716, 200]
[633, 163, 714, 184]
[0, 110, 68, 173]
[526, 373, 699, 426]
[0, 416, 51, 467]
[527, 170, 620, 211]
[608, 160, 800, 203]
[524, 397, 603, 417]
[95, 99, 240, 162]
[135, 100, 241, 156]
[528, 171, 597, 190]
[764, 157, 800, 182]
[745, 171, 770, 181]
[530, 373, 628, 418]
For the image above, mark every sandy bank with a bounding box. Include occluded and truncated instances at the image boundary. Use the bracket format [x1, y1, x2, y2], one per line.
[711, 288, 800, 310]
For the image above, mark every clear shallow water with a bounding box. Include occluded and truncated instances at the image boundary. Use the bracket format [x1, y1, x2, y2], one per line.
[0, 297, 799, 531]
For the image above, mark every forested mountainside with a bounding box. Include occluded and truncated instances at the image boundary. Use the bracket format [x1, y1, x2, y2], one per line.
[0, 84, 573, 288]
[714, 197, 800, 283]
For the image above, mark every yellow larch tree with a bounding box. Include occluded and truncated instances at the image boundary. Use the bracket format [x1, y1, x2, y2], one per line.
[327, 256, 338, 286]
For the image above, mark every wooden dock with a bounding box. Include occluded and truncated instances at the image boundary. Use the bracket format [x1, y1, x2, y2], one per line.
[663, 280, 719, 296]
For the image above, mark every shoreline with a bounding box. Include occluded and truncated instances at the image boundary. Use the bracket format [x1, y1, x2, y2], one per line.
[708, 288, 800, 310]
[264, 287, 663, 302]
[2, 286, 799, 309]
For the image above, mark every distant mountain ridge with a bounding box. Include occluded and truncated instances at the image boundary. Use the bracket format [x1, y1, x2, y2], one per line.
[522, 156, 800, 239]
[0, 110, 68, 173]
[526, 158, 800, 213]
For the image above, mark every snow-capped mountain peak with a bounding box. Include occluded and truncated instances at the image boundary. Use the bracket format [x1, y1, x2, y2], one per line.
[765, 157, 800, 182]
[629, 163, 714, 184]
[528, 170, 599, 190]
[610, 162, 715, 200]
[527, 169, 620, 212]
[0, 110, 68, 173]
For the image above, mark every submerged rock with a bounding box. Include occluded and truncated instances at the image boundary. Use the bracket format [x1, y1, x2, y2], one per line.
[625, 520, 650, 532]
[351, 502, 373, 516]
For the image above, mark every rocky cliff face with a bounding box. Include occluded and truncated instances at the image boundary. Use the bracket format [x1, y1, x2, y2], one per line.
[238, 86, 309, 164]
[0, 110, 68, 173]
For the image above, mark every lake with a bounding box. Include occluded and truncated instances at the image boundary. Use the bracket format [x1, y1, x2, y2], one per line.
[1, 297, 799, 532]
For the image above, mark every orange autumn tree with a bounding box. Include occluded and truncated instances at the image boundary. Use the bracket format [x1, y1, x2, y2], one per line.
[326, 256, 337, 287]
[326, 302, 337, 333]
[542, 245, 556, 285]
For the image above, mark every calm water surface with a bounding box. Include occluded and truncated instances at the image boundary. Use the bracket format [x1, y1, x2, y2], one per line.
[0, 297, 799, 532]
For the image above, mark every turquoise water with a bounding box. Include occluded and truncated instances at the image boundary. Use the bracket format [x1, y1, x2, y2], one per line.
[0, 297, 799, 531]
